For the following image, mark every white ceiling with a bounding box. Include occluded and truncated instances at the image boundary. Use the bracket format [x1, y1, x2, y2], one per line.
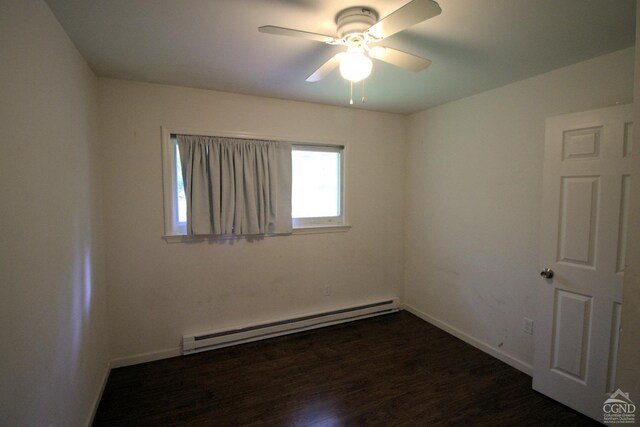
[45, 0, 635, 115]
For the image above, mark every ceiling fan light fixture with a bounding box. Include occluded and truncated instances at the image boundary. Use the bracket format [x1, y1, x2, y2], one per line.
[339, 47, 373, 82]
[259, 0, 442, 99]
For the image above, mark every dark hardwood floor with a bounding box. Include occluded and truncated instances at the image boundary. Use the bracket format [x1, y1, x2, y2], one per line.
[93, 311, 599, 426]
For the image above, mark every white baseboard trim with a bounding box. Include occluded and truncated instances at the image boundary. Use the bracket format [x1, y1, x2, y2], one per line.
[110, 347, 182, 369]
[85, 361, 111, 427]
[401, 304, 533, 376]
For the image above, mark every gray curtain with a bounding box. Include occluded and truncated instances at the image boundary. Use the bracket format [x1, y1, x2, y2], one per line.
[176, 135, 292, 235]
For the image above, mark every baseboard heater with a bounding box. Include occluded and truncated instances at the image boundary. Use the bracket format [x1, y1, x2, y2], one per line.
[182, 298, 398, 355]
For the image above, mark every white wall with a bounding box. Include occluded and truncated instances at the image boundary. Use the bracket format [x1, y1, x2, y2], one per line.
[0, 0, 109, 426]
[617, 1, 640, 401]
[403, 48, 635, 371]
[98, 79, 406, 363]
[1, 2, 633, 420]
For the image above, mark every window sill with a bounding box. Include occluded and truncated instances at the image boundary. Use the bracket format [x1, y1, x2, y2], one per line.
[162, 225, 350, 243]
[162, 234, 208, 243]
[292, 225, 351, 235]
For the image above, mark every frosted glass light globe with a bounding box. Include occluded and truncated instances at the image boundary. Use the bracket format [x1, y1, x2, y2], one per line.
[339, 49, 372, 82]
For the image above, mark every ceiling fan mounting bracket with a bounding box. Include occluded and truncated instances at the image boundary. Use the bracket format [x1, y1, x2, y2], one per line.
[335, 7, 378, 40]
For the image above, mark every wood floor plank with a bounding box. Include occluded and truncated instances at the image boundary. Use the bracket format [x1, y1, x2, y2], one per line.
[93, 311, 599, 426]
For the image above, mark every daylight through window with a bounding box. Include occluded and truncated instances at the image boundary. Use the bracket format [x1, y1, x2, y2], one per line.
[291, 145, 344, 228]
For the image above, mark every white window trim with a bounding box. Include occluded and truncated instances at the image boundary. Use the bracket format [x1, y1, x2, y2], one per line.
[160, 127, 350, 240]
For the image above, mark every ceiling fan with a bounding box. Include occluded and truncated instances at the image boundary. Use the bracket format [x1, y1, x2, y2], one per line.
[258, 0, 441, 85]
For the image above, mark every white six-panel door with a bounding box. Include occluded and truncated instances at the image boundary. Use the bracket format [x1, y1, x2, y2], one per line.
[533, 104, 633, 421]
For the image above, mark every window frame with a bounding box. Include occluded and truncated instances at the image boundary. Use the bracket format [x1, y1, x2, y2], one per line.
[291, 144, 346, 229]
[161, 128, 187, 236]
[161, 127, 349, 240]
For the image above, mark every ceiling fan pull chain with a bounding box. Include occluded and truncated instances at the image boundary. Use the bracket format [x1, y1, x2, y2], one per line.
[361, 79, 366, 104]
[350, 81, 354, 105]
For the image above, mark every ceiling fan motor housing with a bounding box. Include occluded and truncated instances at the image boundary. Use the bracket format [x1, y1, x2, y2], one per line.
[336, 7, 378, 40]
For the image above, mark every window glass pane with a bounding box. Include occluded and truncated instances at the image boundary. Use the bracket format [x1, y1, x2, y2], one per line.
[175, 144, 187, 224]
[292, 149, 340, 218]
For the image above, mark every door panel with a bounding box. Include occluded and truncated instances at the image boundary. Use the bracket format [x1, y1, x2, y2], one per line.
[624, 122, 633, 157]
[562, 127, 601, 161]
[551, 289, 592, 382]
[606, 302, 623, 393]
[616, 175, 631, 274]
[558, 176, 599, 267]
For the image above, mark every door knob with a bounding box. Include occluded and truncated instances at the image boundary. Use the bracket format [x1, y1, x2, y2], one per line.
[540, 268, 554, 279]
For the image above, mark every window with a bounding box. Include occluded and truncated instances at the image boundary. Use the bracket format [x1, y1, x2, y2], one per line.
[162, 130, 346, 237]
[292, 145, 345, 228]
[162, 135, 187, 235]
[175, 143, 187, 226]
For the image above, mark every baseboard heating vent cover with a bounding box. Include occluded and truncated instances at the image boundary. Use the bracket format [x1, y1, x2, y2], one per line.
[182, 298, 398, 355]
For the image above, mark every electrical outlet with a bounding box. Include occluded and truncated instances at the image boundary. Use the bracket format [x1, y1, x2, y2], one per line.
[324, 285, 331, 296]
[522, 318, 534, 335]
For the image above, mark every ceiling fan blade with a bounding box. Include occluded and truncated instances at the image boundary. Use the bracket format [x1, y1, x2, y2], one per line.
[258, 26, 336, 43]
[306, 53, 345, 82]
[371, 47, 431, 72]
[366, 0, 441, 40]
